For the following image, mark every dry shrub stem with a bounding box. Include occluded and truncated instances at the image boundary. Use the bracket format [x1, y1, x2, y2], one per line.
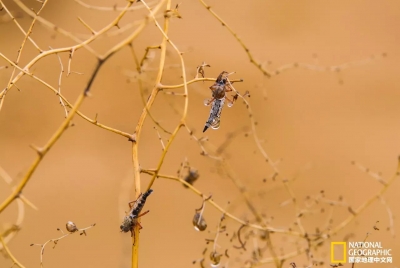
[141, 169, 303, 237]
[128, 44, 172, 134]
[328, 157, 400, 237]
[0, 235, 25, 268]
[0, 0, 155, 266]
[130, 1, 169, 266]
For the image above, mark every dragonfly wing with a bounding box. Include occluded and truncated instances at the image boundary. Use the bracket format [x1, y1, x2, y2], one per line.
[210, 117, 221, 130]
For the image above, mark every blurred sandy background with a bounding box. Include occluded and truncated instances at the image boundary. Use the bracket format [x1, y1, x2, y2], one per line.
[0, 0, 399, 267]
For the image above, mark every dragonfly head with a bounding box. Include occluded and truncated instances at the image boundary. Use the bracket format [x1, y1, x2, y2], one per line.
[120, 216, 133, 233]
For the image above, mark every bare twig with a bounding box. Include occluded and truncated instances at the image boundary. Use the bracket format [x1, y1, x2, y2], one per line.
[30, 222, 95, 265]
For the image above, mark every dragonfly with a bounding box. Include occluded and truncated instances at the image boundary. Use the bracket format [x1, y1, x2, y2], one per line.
[203, 71, 237, 132]
[120, 189, 153, 237]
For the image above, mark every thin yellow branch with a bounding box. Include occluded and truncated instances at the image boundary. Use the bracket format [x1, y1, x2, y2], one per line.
[141, 169, 303, 237]
[0, 53, 132, 139]
[75, 0, 157, 12]
[328, 156, 400, 237]
[128, 44, 172, 134]
[129, 1, 169, 266]
[0, 0, 139, 210]
[198, 0, 272, 77]
[0, 92, 86, 213]
[78, 16, 97, 35]
[12, 0, 98, 55]
[140, 0, 190, 190]
[1, 0, 138, 102]
[139, 45, 161, 72]
[0, 0, 41, 51]
[0, 235, 25, 268]
[2, 0, 47, 113]
[160, 77, 243, 89]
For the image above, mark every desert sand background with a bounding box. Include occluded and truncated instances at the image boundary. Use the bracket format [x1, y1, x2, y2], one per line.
[0, 0, 399, 267]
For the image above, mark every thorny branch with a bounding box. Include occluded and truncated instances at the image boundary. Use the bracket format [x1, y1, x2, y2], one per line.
[0, 1, 155, 266]
[127, 43, 172, 134]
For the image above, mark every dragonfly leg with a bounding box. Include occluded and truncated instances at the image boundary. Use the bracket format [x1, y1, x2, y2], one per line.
[224, 85, 233, 92]
[225, 96, 235, 107]
[128, 193, 143, 209]
[137, 210, 149, 218]
[225, 96, 234, 103]
[204, 97, 215, 106]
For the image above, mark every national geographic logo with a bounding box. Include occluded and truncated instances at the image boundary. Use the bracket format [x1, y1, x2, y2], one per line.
[331, 242, 393, 264]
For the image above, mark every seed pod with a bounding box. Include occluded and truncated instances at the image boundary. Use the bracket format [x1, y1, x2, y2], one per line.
[259, 230, 268, 240]
[184, 169, 199, 188]
[66, 221, 78, 233]
[192, 212, 207, 231]
[210, 251, 221, 267]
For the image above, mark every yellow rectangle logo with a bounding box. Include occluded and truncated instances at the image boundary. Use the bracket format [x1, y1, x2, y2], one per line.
[331, 242, 346, 263]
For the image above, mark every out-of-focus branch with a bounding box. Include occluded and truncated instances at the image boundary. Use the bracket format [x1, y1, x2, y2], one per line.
[328, 156, 400, 237]
[141, 169, 303, 238]
[0, 235, 25, 268]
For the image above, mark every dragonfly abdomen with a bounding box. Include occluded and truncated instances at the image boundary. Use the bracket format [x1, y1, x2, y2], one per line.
[131, 189, 153, 217]
[203, 98, 225, 132]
